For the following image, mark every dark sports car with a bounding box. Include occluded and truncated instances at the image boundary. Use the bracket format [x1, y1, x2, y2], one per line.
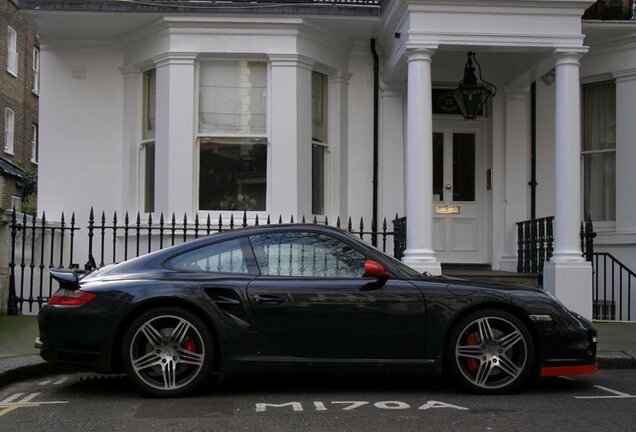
[37, 224, 597, 397]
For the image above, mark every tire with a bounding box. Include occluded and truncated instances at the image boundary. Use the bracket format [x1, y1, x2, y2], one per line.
[446, 309, 535, 394]
[121, 307, 214, 397]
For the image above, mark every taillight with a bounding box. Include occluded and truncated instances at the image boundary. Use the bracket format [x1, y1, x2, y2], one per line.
[48, 289, 96, 306]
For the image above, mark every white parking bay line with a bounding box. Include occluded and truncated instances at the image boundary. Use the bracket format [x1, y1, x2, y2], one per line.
[53, 377, 67, 385]
[0, 394, 24, 404]
[575, 385, 636, 399]
[38, 380, 51, 386]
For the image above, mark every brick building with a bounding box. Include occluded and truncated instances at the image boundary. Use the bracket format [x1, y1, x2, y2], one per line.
[0, 0, 39, 213]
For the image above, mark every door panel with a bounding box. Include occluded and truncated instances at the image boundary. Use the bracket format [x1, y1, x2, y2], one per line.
[433, 126, 485, 263]
[247, 278, 426, 359]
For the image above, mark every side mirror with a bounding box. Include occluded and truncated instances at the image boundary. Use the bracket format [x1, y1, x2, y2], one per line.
[364, 259, 389, 278]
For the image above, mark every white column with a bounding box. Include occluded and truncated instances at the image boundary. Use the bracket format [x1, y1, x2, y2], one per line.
[402, 48, 441, 275]
[499, 86, 531, 271]
[120, 65, 142, 214]
[380, 85, 405, 221]
[543, 50, 592, 319]
[614, 69, 636, 232]
[153, 53, 196, 216]
[269, 55, 314, 220]
[328, 70, 352, 222]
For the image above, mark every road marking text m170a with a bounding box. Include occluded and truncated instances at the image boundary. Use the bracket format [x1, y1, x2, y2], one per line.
[254, 400, 469, 412]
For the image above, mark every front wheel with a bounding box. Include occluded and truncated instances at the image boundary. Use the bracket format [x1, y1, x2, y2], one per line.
[121, 307, 214, 397]
[446, 309, 535, 394]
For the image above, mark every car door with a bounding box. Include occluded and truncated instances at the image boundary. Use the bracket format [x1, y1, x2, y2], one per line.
[246, 230, 427, 359]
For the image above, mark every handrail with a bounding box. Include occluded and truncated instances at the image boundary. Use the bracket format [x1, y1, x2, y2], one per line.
[591, 252, 634, 321]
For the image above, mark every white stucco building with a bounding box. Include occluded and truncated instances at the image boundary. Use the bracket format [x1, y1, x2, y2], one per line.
[17, 0, 636, 319]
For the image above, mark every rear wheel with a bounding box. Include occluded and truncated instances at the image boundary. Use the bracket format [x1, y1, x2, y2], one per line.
[446, 309, 534, 394]
[122, 307, 214, 397]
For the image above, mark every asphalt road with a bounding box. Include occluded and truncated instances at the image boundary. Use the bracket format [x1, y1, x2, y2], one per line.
[1, 370, 635, 432]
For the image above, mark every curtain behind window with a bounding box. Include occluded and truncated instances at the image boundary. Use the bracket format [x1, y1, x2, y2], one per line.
[199, 61, 267, 134]
[583, 81, 616, 222]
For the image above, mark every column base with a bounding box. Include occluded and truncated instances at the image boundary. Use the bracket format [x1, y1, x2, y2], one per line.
[402, 249, 442, 276]
[543, 260, 593, 320]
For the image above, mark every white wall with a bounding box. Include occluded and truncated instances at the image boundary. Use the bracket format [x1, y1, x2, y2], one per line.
[38, 42, 124, 223]
[346, 42, 375, 223]
[535, 80, 556, 218]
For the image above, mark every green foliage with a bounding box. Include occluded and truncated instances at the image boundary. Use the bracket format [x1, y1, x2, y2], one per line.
[18, 166, 38, 201]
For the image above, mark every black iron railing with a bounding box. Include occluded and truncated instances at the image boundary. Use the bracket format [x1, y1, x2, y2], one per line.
[516, 216, 554, 274]
[591, 253, 634, 321]
[518, 215, 634, 321]
[7, 208, 405, 314]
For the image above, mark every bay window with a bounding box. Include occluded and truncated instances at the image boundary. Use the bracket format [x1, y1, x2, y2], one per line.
[198, 60, 267, 211]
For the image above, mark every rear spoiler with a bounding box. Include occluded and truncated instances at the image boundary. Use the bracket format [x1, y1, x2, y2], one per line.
[49, 268, 84, 290]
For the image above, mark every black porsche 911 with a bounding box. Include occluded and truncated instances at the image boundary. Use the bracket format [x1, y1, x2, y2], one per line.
[37, 224, 597, 397]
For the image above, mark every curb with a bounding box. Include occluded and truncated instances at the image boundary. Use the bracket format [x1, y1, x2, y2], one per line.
[597, 351, 636, 370]
[0, 355, 78, 388]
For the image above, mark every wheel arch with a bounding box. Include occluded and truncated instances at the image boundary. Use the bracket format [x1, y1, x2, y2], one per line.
[109, 297, 221, 374]
[442, 301, 543, 375]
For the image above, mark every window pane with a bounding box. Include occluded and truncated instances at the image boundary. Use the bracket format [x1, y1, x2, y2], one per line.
[312, 144, 325, 215]
[249, 232, 366, 278]
[166, 239, 250, 273]
[144, 143, 155, 213]
[143, 69, 156, 140]
[199, 137, 267, 211]
[583, 81, 616, 152]
[583, 81, 616, 221]
[584, 152, 615, 221]
[199, 61, 267, 134]
[433, 132, 444, 201]
[452, 133, 475, 202]
[312, 72, 327, 143]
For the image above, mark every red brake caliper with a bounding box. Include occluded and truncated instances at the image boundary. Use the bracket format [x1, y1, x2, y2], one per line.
[466, 332, 479, 373]
[183, 336, 196, 353]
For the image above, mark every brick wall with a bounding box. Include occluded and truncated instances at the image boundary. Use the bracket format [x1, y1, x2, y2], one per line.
[0, 0, 39, 211]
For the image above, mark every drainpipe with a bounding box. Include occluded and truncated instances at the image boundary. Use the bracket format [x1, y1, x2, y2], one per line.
[371, 39, 379, 247]
[530, 82, 537, 220]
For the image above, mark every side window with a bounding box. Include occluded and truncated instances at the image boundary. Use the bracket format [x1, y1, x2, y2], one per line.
[166, 238, 252, 274]
[249, 232, 366, 278]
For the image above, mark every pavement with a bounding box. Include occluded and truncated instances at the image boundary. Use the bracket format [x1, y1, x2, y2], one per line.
[0, 314, 634, 389]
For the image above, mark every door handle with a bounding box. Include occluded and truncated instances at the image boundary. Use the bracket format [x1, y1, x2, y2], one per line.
[253, 294, 285, 305]
[445, 184, 452, 190]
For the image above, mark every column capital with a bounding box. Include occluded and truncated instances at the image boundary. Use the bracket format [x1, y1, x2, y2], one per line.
[503, 85, 531, 98]
[268, 54, 315, 71]
[405, 46, 436, 63]
[119, 65, 141, 77]
[553, 49, 586, 66]
[331, 70, 353, 85]
[153, 52, 197, 68]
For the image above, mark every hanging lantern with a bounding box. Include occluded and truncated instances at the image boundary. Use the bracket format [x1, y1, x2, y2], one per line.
[453, 51, 497, 120]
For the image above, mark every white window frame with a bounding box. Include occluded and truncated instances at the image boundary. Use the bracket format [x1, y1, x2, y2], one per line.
[311, 70, 329, 217]
[581, 79, 616, 226]
[141, 69, 156, 214]
[7, 26, 18, 77]
[195, 59, 269, 215]
[31, 123, 38, 163]
[32, 47, 40, 94]
[4, 108, 15, 154]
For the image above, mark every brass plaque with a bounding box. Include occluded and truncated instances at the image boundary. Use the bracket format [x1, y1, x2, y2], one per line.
[436, 205, 460, 215]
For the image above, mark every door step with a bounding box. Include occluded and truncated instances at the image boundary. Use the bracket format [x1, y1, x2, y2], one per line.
[441, 264, 541, 288]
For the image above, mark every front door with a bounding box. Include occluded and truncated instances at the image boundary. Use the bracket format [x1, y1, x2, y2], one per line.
[432, 124, 486, 263]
